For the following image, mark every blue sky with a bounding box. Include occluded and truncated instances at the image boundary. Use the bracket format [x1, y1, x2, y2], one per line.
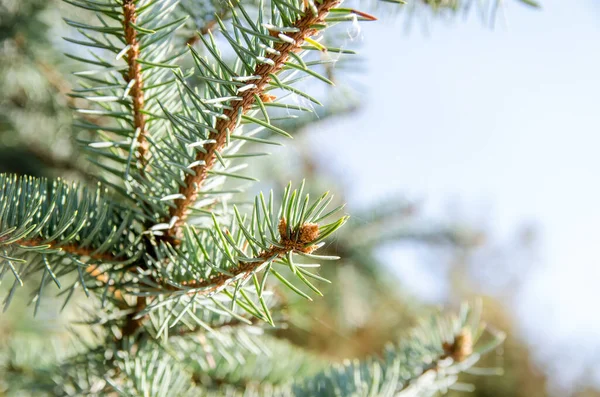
[306, 0, 600, 393]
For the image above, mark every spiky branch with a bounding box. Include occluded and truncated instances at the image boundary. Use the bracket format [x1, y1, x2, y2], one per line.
[123, 0, 149, 175]
[165, 219, 319, 294]
[167, 0, 341, 238]
[11, 238, 118, 263]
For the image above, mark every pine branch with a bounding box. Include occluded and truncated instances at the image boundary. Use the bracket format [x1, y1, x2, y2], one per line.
[118, 0, 154, 338]
[13, 238, 118, 263]
[158, 334, 320, 395]
[167, 0, 342, 238]
[0, 0, 534, 392]
[293, 302, 504, 396]
[136, 184, 346, 332]
[65, 0, 186, 207]
[0, 174, 137, 311]
[390, 328, 476, 395]
[122, 0, 149, 175]
[164, 218, 320, 294]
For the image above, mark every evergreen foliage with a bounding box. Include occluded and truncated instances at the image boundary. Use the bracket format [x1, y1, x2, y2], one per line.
[0, 0, 538, 395]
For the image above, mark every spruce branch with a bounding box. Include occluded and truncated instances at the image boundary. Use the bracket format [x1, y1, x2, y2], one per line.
[0, 174, 141, 313]
[118, 0, 154, 337]
[164, 218, 321, 294]
[138, 184, 347, 331]
[166, 0, 342, 238]
[12, 238, 119, 263]
[0, 0, 540, 392]
[65, 0, 186, 209]
[122, 0, 149, 175]
[293, 302, 504, 396]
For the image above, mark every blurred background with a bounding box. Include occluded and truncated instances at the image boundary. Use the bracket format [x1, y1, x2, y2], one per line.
[1, 0, 599, 396]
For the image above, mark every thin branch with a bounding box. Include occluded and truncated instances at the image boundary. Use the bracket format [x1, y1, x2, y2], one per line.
[122, 0, 149, 175]
[13, 239, 119, 263]
[168, 245, 287, 294]
[9, 238, 128, 303]
[118, 0, 152, 338]
[122, 221, 315, 337]
[166, 0, 341, 238]
[395, 328, 475, 394]
[162, 219, 319, 295]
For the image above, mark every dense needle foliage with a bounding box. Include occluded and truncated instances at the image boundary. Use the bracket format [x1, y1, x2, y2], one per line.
[0, 0, 539, 395]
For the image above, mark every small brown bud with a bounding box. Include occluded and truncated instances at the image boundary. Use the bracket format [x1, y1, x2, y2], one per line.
[442, 328, 473, 362]
[298, 222, 319, 244]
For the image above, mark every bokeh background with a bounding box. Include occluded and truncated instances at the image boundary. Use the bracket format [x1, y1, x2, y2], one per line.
[1, 0, 599, 396]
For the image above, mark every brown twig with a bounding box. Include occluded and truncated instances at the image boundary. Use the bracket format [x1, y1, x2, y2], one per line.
[166, 0, 341, 239]
[121, 220, 315, 336]
[122, 0, 149, 175]
[122, 0, 338, 338]
[118, 0, 154, 338]
[11, 238, 126, 293]
[12, 238, 119, 263]
[6, 237, 128, 305]
[162, 219, 319, 295]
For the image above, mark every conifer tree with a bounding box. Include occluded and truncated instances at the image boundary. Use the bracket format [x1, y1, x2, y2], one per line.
[0, 0, 539, 395]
